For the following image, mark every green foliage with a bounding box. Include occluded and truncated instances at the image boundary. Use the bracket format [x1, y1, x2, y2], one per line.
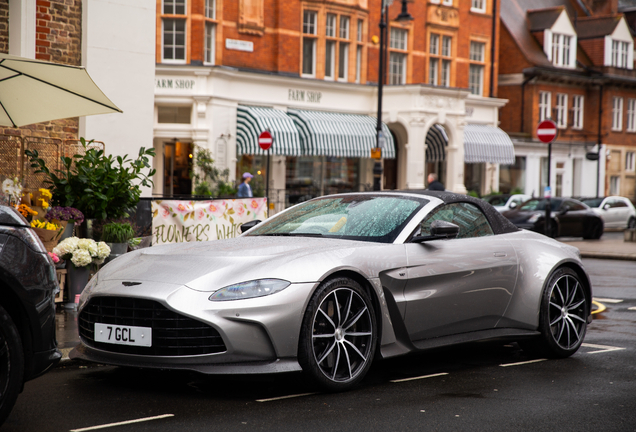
[191, 147, 236, 197]
[25, 138, 156, 220]
[466, 190, 480, 198]
[101, 221, 136, 244]
[511, 187, 524, 195]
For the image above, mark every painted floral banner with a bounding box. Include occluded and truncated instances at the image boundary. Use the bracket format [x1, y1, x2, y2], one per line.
[151, 198, 268, 245]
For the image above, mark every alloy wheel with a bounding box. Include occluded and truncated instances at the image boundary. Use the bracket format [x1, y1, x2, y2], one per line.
[311, 287, 374, 383]
[548, 274, 587, 350]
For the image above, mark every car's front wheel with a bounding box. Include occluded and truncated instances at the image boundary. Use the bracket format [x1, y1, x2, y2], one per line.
[628, 217, 636, 229]
[0, 304, 24, 426]
[583, 219, 603, 239]
[298, 277, 377, 391]
[522, 267, 589, 358]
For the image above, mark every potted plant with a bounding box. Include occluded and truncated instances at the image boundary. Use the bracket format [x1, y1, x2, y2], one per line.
[101, 221, 136, 263]
[25, 137, 156, 225]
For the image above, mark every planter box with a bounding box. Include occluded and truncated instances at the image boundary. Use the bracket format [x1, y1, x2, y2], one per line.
[624, 229, 636, 242]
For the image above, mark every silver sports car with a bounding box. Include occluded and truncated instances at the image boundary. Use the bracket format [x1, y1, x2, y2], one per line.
[72, 191, 593, 391]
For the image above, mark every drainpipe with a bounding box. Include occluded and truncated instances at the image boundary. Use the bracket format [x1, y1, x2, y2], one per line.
[596, 84, 603, 198]
[490, 0, 497, 97]
[520, 75, 534, 133]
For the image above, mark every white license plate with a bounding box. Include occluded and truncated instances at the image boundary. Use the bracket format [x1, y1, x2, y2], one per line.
[94, 323, 152, 347]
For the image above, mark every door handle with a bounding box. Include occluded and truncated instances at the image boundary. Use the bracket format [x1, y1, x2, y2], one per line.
[493, 252, 507, 257]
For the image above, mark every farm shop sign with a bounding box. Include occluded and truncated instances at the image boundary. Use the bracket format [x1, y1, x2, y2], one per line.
[288, 88, 322, 103]
[151, 198, 267, 245]
[155, 78, 196, 90]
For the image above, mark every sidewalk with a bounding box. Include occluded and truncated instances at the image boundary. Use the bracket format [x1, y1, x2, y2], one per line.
[54, 232, 636, 363]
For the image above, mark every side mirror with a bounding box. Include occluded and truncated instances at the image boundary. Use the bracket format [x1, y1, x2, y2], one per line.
[240, 219, 262, 233]
[559, 207, 569, 215]
[509, 202, 518, 209]
[411, 220, 460, 243]
[603, 204, 611, 210]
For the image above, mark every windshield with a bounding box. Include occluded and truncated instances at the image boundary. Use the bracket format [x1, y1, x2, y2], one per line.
[519, 198, 562, 211]
[580, 198, 603, 208]
[247, 195, 428, 243]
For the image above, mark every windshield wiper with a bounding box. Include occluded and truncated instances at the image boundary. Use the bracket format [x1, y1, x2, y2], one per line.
[256, 232, 324, 237]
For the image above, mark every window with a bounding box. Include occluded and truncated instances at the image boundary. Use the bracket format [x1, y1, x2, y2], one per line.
[612, 96, 623, 131]
[338, 17, 350, 80]
[325, 15, 336, 79]
[429, 34, 439, 55]
[628, 99, 636, 132]
[325, 13, 351, 81]
[302, 11, 317, 76]
[429, 59, 438, 85]
[550, 33, 573, 67]
[204, 0, 215, 18]
[539, 91, 551, 121]
[163, 0, 185, 14]
[430, 34, 453, 87]
[441, 60, 451, 87]
[572, 95, 584, 129]
[626, 152, 635, 171]
[442, 36, 451, 57]
[556, 94, 568, 128]
[389, 28, 408, 85]
[356, 19, 363, 83]
[609, 176, 620, 195]
[419, 203, 494, 239]
[163, 19, 186, 62]
[469, 41, 485, 95]
[611, 40, 631, 68]
[158, 106, 192, 124]
[203, 0, 216, 65]
[471, 0, 486, 12]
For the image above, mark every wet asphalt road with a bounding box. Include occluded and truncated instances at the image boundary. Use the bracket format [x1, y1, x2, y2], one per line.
[4, 258, 636, 432]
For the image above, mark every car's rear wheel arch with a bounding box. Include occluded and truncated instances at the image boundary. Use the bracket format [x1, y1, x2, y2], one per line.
[0, 283, 34, 373]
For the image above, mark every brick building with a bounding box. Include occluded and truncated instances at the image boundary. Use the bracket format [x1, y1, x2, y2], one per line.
[154, 0, 516, 206]
[498, 0, 636, 201]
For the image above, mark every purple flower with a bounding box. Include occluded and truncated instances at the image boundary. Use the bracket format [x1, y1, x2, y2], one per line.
[45, 206, 85, 225]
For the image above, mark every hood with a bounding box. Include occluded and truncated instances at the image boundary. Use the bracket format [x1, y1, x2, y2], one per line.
[95, 236, 378, 292]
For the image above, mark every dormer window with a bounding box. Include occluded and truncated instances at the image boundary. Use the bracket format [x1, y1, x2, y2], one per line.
[550, 33, 573, 67]
[611, 40, 630, 68]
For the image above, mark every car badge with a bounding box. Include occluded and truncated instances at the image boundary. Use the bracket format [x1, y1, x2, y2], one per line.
[122, 281, 141, 286]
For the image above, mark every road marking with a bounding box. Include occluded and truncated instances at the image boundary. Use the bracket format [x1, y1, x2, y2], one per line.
[256, 392, 318, 402]
[390, 372, 449, 383]
[629, 307, 636, 311]
[592, 301, 606, 315]
[581, 343, 626, 354]
[70, 414, 174, 432]
[500, 359, 547, 367]
[593, 298, 623, 304]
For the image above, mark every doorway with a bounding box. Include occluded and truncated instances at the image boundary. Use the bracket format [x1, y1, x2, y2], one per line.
[163, 140, 194, 196]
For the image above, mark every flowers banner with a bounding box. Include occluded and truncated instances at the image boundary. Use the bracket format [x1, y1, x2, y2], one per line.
[151, 198, 268, 245]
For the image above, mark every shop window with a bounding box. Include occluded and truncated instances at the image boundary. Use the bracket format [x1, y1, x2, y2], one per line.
[389, 27, 408, 85]
[572, 95, 584, 129]
[555, 94, 568, 129]
[612, 97, 623, 131]
[539, 91, 551, 121]
[499, 156, 526, 194]
[158, 106, 192, 124]
[469, 41, 484, 95]
[302, 10, 317, 76]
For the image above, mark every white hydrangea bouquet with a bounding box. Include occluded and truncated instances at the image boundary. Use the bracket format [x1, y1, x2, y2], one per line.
[53, 236, 111, 268]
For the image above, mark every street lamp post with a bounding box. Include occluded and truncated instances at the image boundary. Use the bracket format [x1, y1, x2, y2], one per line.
[374, 0, 412, 191]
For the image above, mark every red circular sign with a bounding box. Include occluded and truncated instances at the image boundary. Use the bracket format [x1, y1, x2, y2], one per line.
[537, 119, 557, 143]
[258, 130, 273, 151]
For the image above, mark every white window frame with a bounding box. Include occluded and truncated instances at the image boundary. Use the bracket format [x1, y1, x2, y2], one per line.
[163, 0, 186, 15]
[390, 27, 407, 51]
[626, 152, 635, 171]
[627, 99, 636, 132]
[441, 59, 451, 87]
[325, 40, 335, 80]
[539, 91, 551, 121]
[162, 18, 187, 63]
[302, 11, 318, 77]
[549, 33, 574, 68]
[442, 36, 452, 57]
[338, 42, 349, 81]
[556, 93, 568, 129]
[612, 96, 623, 131]
[429, 58, 438, 85]
[326, 14, 336, 37]
[339, 16, 350, 40]
[471, 0, 486, 13]
[609, 176, 620, 195]
[389, 52, 406, 85]
[204, 0, 215, 19]
[204, 22, 215, 65]
[355, 45, 362, 83]
[572, 95, 584, 130]
[429, 34, 439, 55]
[470, 41, 485, 62]
[469, 64, 483, 96]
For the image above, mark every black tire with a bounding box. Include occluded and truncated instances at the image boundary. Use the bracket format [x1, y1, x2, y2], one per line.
[546, 220, 558, 238]
[298, 277, 377, 391]
[628, 217, 636, 230]
[521, 267, 588, 358]
[0, 304, 24, 426]
[583, 220, 603, 240]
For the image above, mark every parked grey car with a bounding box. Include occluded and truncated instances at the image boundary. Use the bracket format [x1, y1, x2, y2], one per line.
[72, 191, 593, 391]
[0, 204, 61, 425]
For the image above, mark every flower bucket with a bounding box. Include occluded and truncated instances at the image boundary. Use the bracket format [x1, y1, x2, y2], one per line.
[31, 226, 63, 252]
[66, 263, 90, 309]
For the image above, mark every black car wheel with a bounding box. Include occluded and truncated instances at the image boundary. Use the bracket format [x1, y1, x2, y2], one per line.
[628, 217, 636, 229]
[298, 277, 377, 391]
[0, 304, 24, 426]
[521, 267, 588, 358]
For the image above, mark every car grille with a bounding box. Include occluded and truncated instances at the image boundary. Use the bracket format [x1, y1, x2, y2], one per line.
[78, 296, 226, 356]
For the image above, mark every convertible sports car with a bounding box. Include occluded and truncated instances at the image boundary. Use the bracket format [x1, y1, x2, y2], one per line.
[72, 191, 593, 391]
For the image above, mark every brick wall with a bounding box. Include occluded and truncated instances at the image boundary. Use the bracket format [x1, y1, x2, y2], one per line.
[1, 0, 81, 142]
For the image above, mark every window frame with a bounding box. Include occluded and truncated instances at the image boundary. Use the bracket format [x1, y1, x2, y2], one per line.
[162, 18, 187, 63]
[471, 0, 486, 13]
[539, 91, 552, 122]
[389, 27, 408, 85]
[571, 95, 584, 130]
[626, 151, 635, 172]
[612, 96, 623, 131]
[556, 93, 568, 129]
[302, 10, 318, 77]
[468, 41, 486, 96]
[627, 99, 636, 132]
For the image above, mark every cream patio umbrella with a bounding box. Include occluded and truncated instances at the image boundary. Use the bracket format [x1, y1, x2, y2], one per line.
[0, 53, 122, 127]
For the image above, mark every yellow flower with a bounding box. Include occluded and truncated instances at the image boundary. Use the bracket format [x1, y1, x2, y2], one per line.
[39, 188, 52, 200]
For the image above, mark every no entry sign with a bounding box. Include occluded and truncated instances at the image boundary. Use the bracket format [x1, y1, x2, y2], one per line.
[537, 119, 557, 143]
[258, 130, 273, 151]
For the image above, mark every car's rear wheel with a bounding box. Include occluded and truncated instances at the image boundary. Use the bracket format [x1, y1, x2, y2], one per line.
[628, 217, 636, 229]
[0, 304, 24, 426]
[521, 268, 588, 358]
[298, 277, 377, 391]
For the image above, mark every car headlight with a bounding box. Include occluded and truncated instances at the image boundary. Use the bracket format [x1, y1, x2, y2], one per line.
[78, 272, 99, 310]
[527, 213, 541, 223]
[209, 279, 291, 302]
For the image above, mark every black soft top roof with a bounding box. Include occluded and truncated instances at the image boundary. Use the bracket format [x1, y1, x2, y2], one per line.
[395, 190, 521, 235]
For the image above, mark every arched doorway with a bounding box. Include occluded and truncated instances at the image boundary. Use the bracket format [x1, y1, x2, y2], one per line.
[425, 124, 448, 187]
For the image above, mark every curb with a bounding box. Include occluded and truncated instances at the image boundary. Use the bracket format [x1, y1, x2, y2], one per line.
[579, 252, 636, 261]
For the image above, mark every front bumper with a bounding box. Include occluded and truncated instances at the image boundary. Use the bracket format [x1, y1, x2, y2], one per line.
[71, 280, 318, 373]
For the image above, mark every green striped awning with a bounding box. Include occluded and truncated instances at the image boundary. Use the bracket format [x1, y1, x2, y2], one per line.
[236, 106, 302, 156]
[287, 109, 396, 159]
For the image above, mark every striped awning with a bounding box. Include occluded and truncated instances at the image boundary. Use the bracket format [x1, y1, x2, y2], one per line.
[287, 109, 396, 159]
[464, 124, 515, 164]
[236, 106, 302, 156]
[425, 124, 448, 162]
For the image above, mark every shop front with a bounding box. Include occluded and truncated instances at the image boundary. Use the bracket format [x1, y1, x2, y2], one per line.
[154, 66, 512, 211]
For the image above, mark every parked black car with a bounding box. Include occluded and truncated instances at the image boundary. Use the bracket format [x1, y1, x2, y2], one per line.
[502, 197, 604, 239]
[0, 204, 61, 425]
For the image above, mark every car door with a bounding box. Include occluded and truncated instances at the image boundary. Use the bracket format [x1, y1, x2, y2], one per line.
[403, 202, 519, 343]
[556, 200, 586, 236]
[600, 198, 619, 228]
[612, 199, 630, 228]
